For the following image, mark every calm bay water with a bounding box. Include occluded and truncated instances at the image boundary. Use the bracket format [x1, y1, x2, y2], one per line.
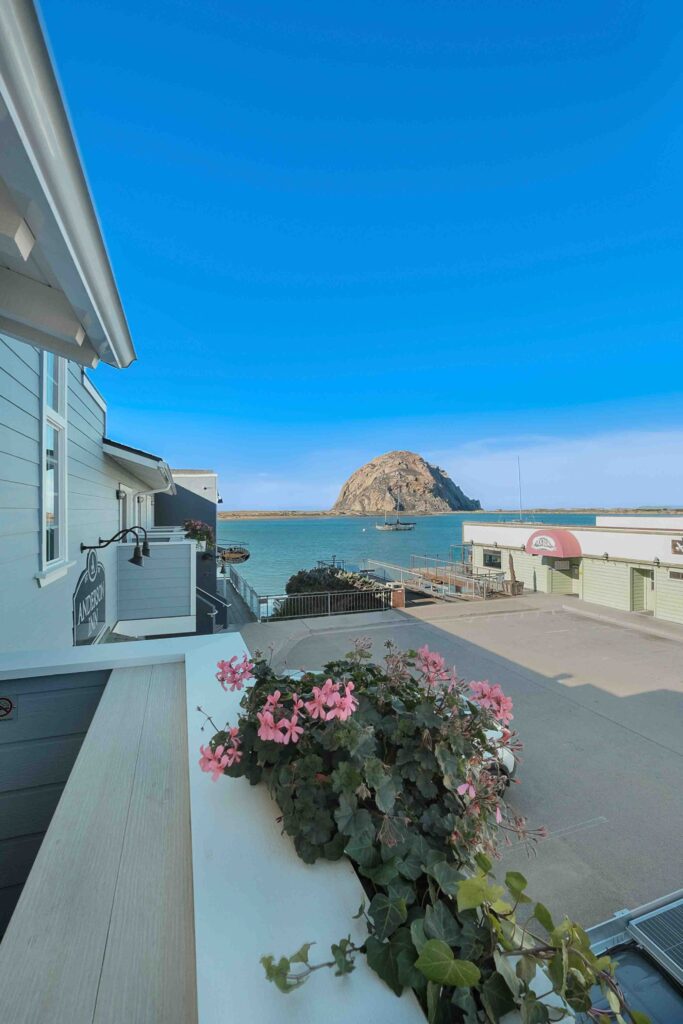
[217, 512, 596, 594]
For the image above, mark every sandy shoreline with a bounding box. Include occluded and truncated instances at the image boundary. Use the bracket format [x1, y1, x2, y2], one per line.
[218, 508, 681, 521]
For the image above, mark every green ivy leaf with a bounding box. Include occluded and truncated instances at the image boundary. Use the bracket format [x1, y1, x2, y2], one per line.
[451, 987, 479, 1024]
[289, 942, 313, 964]
[424, 900, 461, 945]
[428, 859, 463, 896]
[434, 742, 462, 792]
[534, 902, 555, 933]
[360, 857, 400, 886]
[410, 916, 429, 954]
[520, 998, 550, 1024]
[505, 870, 531, 903]
[260, 954, 301, 993]
[456, 875, 504, 912]
[415, 940, 481, 988]
[344, 830, 378, 868]
[365, 935, 403, 997]
[376, 775, 398, 813]
[369, 893, 408, 941]
[426, 981, 443, 1024]
[392, 927, 424, 989]
[323, 832, 346, 860]
[387, 877, 417, 905]
[330, 936, 356, 976]
[397, 838, 427, 881]
[482, 970, 517, 1020]
[517, 955, 537, 984]
[474, 852, 492, 873]
[333, 792, 358, 833]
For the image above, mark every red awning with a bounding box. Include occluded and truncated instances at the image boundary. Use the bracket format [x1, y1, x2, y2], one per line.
[525, 529, 582, 558]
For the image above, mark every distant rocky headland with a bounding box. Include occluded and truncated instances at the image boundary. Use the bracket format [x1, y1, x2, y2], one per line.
[332, 450, 480, 514]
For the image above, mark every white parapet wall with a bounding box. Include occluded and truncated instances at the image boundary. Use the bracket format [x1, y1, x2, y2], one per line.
[595, 515, 683, 530]
[184, 635, 425, 1024]
[463, 522, 683, 568]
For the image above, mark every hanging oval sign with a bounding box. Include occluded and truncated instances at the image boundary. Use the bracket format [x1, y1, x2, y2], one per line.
[73, 550, 106, 645]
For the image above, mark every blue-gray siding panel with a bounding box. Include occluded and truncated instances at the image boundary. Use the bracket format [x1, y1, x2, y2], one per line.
[0, 670, 110, 937]
[117, 543, 193, 618]
[0, 334, 154, 651]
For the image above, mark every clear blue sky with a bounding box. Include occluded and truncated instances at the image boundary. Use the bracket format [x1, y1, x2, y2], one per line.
[41, 1, 683, 508]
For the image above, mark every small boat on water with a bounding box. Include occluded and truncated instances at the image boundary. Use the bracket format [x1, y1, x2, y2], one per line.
[375, 489, 416, 531]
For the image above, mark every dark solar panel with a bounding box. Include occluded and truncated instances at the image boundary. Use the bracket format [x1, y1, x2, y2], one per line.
[629, 899, 683, 983]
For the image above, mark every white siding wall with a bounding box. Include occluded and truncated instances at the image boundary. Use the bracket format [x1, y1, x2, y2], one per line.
[0, 336, 150, 651]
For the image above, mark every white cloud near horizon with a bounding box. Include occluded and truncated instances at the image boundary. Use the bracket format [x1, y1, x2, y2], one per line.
[427, 428, 683, 509]
[220, 428, 683, 511]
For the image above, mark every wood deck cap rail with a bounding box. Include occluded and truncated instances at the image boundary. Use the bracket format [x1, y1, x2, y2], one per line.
[0, 664, 197, 1024]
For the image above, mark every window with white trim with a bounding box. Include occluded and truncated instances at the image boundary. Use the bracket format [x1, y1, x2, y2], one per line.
[42, 352, 67, 566]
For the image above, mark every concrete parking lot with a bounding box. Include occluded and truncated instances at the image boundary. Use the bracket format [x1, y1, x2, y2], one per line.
[242, 596, 683, 927]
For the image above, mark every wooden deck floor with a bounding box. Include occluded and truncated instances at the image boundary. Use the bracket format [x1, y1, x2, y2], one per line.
[0, 663, 197, 1024]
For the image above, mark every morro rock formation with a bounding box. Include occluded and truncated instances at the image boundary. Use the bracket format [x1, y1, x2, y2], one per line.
[332, 450, 481, 514]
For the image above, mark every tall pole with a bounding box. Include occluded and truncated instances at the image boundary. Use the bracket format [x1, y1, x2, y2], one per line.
[517, 456, 523, 521]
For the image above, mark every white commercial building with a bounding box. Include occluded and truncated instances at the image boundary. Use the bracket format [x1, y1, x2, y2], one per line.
[463, 516, 683, 624]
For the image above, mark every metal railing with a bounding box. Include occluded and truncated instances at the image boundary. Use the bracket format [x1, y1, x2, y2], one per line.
[409, 554, 503, 580]
[227, 566, 263, 618]
[225, 567, 395, 621]
[260, 587, 393, 621]
[196, 586, 230, 631]
[366, 559, 505, 600]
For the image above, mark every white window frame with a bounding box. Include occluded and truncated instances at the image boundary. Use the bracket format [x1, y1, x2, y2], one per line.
[35, 352, 72, 586]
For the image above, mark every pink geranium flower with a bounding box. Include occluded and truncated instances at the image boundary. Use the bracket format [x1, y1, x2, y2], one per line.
[278, 715, 304, 745]
[305, 686, 328, 719]
[264, 690, 282, 711]
[416, 645, 450, 687]
[469, 681, 514, 726]
[331, 681, 358, 722]
[457, 779, 476, 800]
[216, 654, 255, 692]
[257, 709, 279, 741]
[291, 693, 304, 715]
[198, 743, 229, 781]
[225, 746, 242, 767]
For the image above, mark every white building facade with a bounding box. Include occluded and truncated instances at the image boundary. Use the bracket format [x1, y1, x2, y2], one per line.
[463, 517, 683, 624]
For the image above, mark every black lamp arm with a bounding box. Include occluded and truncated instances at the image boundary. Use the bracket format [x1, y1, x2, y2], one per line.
[81, 526, 149, 552]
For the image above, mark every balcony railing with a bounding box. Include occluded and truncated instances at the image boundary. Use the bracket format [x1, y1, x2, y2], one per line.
[223, 567, 396, 622]
[116, 539, 195, 635]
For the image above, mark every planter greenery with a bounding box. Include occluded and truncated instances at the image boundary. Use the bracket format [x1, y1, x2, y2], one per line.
[183, 518, 215, 547]
[198, 643, 648, 1024]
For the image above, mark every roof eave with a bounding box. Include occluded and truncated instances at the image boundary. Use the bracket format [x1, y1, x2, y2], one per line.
[0, 2, 136, 368]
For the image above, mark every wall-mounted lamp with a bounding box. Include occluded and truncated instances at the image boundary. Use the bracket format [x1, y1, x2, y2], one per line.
[654, 557, 661, 567]
[603, 552, 609, 560]
[115, 488, 126, 501]
[520, 544, 525, 551]
[81, 526, 151, 568]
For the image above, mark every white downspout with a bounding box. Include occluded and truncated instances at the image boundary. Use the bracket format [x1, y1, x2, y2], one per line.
[133, 465, 176, 528]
